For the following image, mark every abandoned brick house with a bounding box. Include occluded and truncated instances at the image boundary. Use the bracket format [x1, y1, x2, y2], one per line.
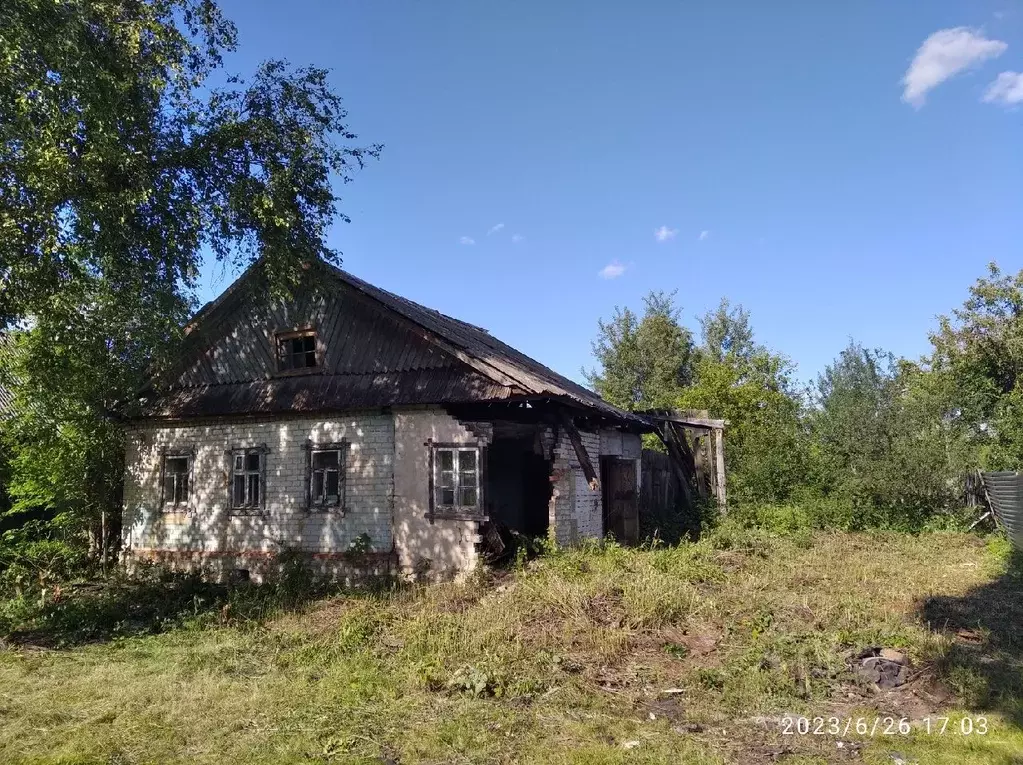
[121, 259, 652, 581]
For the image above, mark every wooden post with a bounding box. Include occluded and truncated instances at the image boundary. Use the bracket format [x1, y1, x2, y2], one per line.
[713, 426, 726, 512]
[558, 411, 599, 490]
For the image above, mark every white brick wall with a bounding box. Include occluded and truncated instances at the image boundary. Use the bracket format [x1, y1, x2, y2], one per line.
[393, 408, 487, 580]
[123, 412, 394, 558]
[549, 427, 602, 545]
[122, 409, 637, 577]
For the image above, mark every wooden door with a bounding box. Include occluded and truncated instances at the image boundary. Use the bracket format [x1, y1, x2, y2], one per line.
[602, 457, 639, 544]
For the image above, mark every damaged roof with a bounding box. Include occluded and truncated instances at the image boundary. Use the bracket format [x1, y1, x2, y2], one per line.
[138, 259, 646, 427]
[326, 264, 645, 425]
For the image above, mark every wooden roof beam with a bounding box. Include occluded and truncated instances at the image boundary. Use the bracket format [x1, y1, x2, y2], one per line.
[558, 410, 600, 490]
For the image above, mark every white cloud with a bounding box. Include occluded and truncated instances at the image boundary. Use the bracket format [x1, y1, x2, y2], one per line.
[983, 71, 1023, 105]
[487, 223, 505, 235]
[654, 225, 678, 242]
[599, 260, 626, 279]
[902, 27, 1007, 107]
[511, 234, 524, 243]
[459, 236, 475, 245]
[698, 230, 710, 241]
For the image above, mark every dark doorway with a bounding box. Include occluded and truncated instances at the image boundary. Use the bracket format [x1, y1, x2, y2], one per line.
[601, 457, 639, 544]
[482, 425, 553, 560]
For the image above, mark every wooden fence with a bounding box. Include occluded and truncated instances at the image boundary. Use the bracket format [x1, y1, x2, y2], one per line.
[640, 449, 696, 537]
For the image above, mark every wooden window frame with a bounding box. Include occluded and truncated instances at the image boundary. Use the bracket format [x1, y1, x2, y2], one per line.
[427, 442, 486, 521]
[304, 440, 349, 513]
[159, 447, 195, 512]
[227, 444, 269, 515]
[273, 325, 322, 376]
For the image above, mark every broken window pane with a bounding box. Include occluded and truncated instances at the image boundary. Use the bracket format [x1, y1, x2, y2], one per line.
[235, 454, 244, 471]
[248, 474, 260, 507]
[313, 450, 337, 470]
[459, 486, 477, 507]
[233, 475, 246, 507]
[433, 446, 480, 513]
[439, 450, 454, 471]
[325, 470, 339, 499]
[245, 451, 261, 472]
[163, 456, 189, 506]
[277, 332, 318, 371]
[310, 449, 343, 507]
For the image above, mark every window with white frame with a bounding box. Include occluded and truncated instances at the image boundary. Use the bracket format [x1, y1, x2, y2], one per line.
[432, 446, 480, 515]
[230, 447, 266, 511]
[161, 452, 192, 509]
[308, 442, 346, 510]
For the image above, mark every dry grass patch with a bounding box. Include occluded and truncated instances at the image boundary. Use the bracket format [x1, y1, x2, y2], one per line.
[2, 528, 1023, 763]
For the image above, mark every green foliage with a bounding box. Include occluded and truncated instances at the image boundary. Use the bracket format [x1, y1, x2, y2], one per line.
[348, 533, 373, 555]
[586, 265, 1023, 533]
[0, 547, 331, 644]
[0, 0, 379, 564]
[679, 349, 807, 505]
[585, 290, 696, 410]
[699, 298, 758, 363]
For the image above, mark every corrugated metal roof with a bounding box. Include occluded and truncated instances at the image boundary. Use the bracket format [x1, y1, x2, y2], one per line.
[141, 259, 647, 426]
[984, 471, 1023, 549]
[327, 264, 646, 425]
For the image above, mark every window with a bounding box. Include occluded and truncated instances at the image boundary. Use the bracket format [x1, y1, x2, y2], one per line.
[307, 442, 346, 510]
[230, 448, 266, 511]
[161, 453, 192, 509]
[431, 446, 481, 515]
[276, 329, 318, 371]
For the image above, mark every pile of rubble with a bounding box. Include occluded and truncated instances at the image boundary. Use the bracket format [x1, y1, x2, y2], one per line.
[852, 647, 909, 689]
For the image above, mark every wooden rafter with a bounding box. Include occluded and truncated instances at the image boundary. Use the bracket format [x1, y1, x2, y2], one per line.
[558, 411, 599, 490]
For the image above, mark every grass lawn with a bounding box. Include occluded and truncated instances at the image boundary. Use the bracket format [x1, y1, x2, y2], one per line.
[2, 527, 1023, 764]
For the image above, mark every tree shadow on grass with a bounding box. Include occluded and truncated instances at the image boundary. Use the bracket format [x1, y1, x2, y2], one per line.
[919, 548, 1023, 729]
[1, 561, 394, 649]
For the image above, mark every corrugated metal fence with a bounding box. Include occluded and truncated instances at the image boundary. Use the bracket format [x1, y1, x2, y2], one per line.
[983, 471, 1023, 548]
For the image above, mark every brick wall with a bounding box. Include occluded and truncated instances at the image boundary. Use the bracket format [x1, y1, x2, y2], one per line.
[122, 412, 395, 579]
[121, 409, 643, 579]
[549, 427, 602, 545]
[392, 408, 488, 580]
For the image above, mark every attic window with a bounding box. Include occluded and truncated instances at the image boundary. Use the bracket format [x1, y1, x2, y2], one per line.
[276, 329, 318, 371]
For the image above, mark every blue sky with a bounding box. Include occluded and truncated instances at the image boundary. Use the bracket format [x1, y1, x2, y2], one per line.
[200, 0, 1023, 386]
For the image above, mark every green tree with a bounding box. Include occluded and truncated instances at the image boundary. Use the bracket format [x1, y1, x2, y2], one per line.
[586, 291, 696, 411]
[928, 263, 1023, 469]
[679, 343, 805, 506]
[0, 0, 380, 563]
[811, 342, 898, 496]
[699, 298, 758, 364]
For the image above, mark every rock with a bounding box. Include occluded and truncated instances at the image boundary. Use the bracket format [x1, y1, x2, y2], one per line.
[880, 648, 907, 665]
[622, 740, 641, 749]
[672, 723, 704, 734]
[853, 647, 910, 688]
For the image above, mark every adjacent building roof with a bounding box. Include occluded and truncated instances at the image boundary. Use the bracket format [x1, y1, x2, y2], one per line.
[137, 259, 646, 427]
